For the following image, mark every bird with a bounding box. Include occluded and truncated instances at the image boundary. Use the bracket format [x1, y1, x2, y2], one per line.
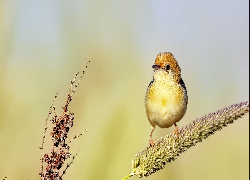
[145, 52, 188, 146]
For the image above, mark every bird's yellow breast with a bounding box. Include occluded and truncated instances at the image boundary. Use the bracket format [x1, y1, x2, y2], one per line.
[145, 70, 187, 128]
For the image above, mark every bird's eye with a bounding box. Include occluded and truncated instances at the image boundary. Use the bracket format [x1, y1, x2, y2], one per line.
[166, 64, 170, 70]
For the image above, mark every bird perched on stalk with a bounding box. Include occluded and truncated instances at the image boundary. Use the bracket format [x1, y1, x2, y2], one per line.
[145, 52, 188, 146]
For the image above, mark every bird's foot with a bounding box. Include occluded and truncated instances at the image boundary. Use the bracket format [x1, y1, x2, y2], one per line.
[148, 138, 159, 147]
[171, 123, 179, 138]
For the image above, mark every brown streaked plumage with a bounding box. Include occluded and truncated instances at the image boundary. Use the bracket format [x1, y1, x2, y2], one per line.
[145, 52, 188, 146]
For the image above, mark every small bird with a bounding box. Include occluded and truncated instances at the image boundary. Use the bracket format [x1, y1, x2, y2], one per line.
[145, 52, 188, 146]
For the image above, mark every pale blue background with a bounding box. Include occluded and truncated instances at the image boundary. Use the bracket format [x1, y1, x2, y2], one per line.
[0, 1, 249, 179]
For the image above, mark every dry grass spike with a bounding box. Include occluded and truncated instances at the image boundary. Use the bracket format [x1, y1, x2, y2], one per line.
[39, 61, 90, 180]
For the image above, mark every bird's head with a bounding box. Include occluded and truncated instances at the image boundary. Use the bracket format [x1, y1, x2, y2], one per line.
[153, 52, 181, 80]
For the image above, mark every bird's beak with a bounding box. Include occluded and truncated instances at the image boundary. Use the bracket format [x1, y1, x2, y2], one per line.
[152, 64, 160, 70]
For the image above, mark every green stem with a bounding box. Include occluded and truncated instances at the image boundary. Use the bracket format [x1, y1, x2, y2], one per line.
[122, 169, 136, 180]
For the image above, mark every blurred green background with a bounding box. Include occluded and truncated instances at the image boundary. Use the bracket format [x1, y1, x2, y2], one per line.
[0, 0, 249, 179]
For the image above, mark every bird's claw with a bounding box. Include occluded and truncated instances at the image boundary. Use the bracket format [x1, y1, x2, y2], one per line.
[171, 124, 179, 138]
[148, 138, 159, 147]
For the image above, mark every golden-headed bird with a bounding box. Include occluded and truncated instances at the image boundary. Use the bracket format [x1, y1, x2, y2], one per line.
[145, 52, 188, 145]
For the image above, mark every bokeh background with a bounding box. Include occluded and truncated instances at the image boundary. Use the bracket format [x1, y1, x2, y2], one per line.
[0, 0, 249, 180]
